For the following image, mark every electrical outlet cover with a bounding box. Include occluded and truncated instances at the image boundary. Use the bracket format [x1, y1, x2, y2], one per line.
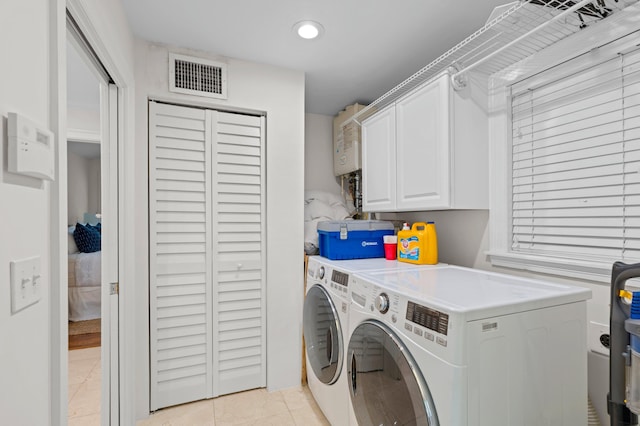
[589, 321, 610, 356]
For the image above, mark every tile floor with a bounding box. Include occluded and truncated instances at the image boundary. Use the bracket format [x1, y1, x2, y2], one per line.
[68, 346, 102, 426]
[68, 346, 329, 426]
[137, 386, 330, 426]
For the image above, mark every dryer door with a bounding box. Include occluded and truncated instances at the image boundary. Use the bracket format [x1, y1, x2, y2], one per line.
[303, 284, 344, 384]
[348, 319, 439, 426]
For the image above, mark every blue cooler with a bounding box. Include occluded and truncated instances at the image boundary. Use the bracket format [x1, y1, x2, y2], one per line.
[317, 220, 395, 260]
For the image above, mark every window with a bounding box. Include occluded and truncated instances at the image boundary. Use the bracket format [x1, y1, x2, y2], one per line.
[487, 24, 640, 282]
[510, 47, 640, 264]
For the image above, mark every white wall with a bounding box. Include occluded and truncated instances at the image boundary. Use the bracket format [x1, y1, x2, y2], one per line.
[0, 1, 53, 424]
[0, 0, 135, 423]
[67, 106, 100, 134]
[67, 151, 101, 225]
[133, 41, 305, 419]
[378, 210, 490, 268]
[305, 113, 342, 195]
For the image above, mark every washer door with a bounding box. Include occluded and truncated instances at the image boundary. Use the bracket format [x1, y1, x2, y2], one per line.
[303, 284, 343, 384]
[348, 319, 439, 426]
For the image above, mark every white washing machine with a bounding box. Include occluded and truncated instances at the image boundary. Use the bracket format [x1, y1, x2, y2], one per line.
[303, 256, 446, 425]
[346, 265, 592, 426]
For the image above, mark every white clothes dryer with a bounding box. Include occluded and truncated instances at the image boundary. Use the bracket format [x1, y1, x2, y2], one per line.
[347, 265, 591, 426]
[303, 256, 445, 425]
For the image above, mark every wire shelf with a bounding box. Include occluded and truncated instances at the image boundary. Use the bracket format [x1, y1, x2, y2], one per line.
[345, 0, 638, 126]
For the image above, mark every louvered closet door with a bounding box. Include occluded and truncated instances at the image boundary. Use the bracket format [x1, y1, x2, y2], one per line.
[211, 111, 266, 395]
[150, 102, 266, 410]
[149, 102, 213, 410]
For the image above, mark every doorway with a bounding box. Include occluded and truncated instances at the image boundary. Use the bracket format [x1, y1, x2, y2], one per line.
[66, 35, 103, 423]
[65, 11, 120, 425]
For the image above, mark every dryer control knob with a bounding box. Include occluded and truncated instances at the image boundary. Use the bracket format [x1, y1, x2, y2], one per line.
[375, 293, 390, 314]
[317, 266, 325, 279]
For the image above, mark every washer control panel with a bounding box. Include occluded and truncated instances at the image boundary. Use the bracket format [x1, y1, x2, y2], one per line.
[307, 258, 351, 301]
[328, 269, 349, 298]
[406, 301, 449, 336]
[351, 276, 452, 351]
[375, 292, 390, 313]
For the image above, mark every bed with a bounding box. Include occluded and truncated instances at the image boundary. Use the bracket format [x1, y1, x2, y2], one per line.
[68, 222, 102, 321]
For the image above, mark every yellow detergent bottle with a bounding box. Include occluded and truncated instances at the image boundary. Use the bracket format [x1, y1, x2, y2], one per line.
[397, 221, 438, 265]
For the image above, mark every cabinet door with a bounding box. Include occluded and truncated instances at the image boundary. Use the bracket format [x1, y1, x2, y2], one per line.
[362, 104, 396, 212]
[396, 74, 451, 210]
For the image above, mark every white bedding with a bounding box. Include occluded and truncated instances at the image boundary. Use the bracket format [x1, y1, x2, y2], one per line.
[71, 251, 101, 287]
[304, 190, 352, 254]
[68, 251, 101, 321]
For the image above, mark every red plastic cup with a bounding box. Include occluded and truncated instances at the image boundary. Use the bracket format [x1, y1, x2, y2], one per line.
[383, 235, 397, 260]
[384, 243, 396, 260]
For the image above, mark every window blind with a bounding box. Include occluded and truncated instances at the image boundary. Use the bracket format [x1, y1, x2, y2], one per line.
[510, 46, 640, 263]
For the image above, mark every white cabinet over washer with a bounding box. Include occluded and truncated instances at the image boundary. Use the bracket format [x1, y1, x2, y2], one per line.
[362, 72, 488, 212]
[361, 104, 396, 211]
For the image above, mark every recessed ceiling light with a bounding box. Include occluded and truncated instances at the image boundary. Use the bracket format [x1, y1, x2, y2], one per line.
[293, 20, 324, 40]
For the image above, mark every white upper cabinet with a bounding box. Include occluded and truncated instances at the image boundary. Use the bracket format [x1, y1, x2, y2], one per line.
[362, 104, 396, 211]
[362, 72, 488, 212]
[396, 74, 450, 210]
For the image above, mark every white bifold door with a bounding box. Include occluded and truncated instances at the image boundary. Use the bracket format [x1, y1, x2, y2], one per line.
[149, 101, 266, 410]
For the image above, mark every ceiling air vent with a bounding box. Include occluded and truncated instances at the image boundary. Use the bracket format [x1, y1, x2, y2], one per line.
[169, 53, 227, 99]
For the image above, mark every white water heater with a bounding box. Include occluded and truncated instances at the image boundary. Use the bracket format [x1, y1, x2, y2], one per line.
[333, 104, 366, 176]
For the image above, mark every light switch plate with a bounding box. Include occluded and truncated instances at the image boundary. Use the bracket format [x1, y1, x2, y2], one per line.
[10, 256, 41, 313]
